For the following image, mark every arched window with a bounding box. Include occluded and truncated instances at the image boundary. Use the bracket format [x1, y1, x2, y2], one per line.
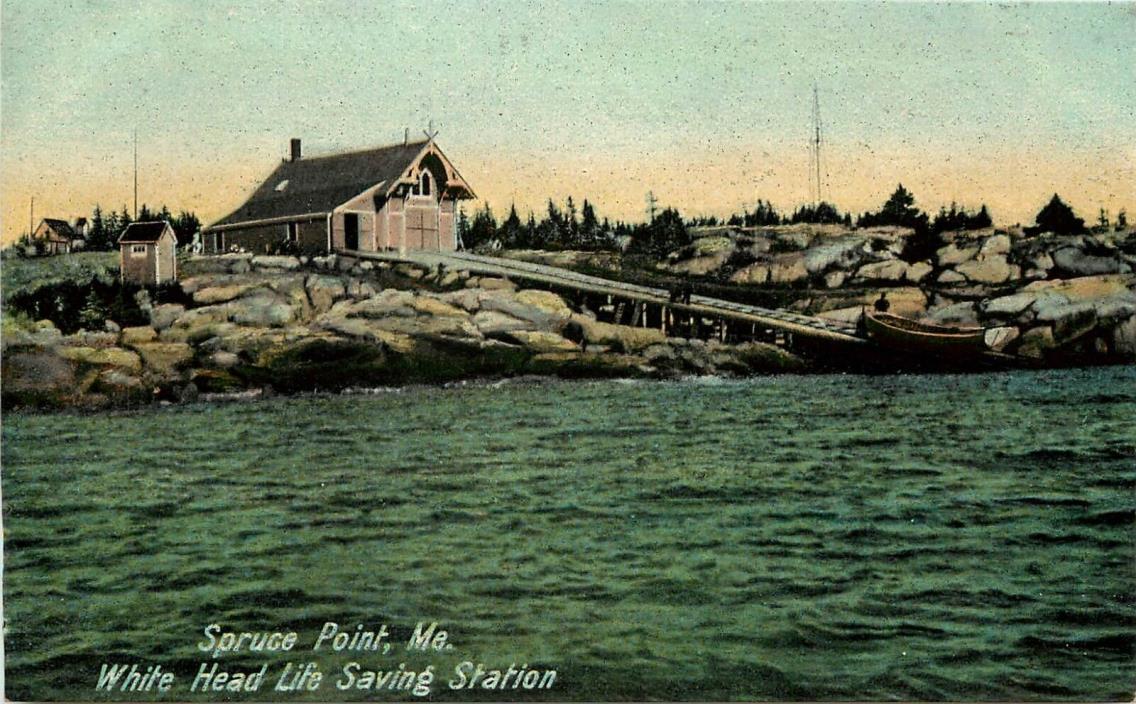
[420, 170, 432, 197]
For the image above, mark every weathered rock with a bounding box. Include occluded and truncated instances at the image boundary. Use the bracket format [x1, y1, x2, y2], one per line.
[569, 313, 666, 352]
[440, 288, 483, 312]
[1052, 247, 1122, 277]
[132, 342, 194, 375]
[1017, 326, 1056, 359]
[194, 283, 263, 305]
[855, 259, 908, 282]
[926, 301, 979, 327]
[2, 350, 77, 403]
[305, 274, 347, 313]
[1023, 274, 1135, 302]
[150, 304, 186, 331]
[350, 290, 417, 318]
[982, 292, 1038, 317]
[515, 289, 573, 318]
[227, 291, 296, 327]
[984, 326, 1020, 352]
[937, 269, 967, 284]
[472, 310, 531, 336]
[504, 330, 579, 353]
[120, 326, 157, 345]
[410, 296, 467, 318]
[824, 271, 847, 289]
[956, 254, 1012, 284]
[1111, 316, 1136, 357]
[1035, 301, 1098, 343]
[937, 243, 979, 266]
[979, 234, 1011, 257]
[207, 351, 241, 369]
[63, 331, 119, 348]
[804, 237, 864, 274]
[478, 291, 568, 331]
[104, 320, 121, 334]
[57, 346, 142, 371]
[905, 261, 933, 283]
[730, 253, 808, 285]
[478, 277, 516, 291]
[251, 255, 301, 271]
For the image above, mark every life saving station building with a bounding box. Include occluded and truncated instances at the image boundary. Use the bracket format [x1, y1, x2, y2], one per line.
[203, 137, 475, 254]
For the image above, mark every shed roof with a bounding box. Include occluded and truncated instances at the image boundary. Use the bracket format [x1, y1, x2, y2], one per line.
[119, 221, 173, 244]
[208, 139, 472, 231]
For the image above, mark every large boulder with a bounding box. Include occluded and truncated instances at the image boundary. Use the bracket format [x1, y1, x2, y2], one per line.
[150, 304, 186, 331]
[121, 326, 158, 345]
[803, 237, 864, 274]
[984, 326, 1020, 352]
[854, 259, 908, 283]
[193, 283, 265, 305]
[1017, 326, 1056, 359]
[981, 292, 1038, 318]
[410, 296, 467, 318]
[227, 291, 296, 327]
[937, 243, 979, 267]
[478, 291, 570, 331]
[56, 346, 142, 372]
[2, 350, 77, 405]
[1111, 316, 1136, 357]
[956, 254, 1014, 284]
[472, 310, 531, 336]
[925, 301, 979, 327]
[504, 330, 580, 353]
[568, 313, 666, 352]
[905, 261, 933, 283]
[132, 342, 194, 376]
[730, 253, 808, 285]
[1022, 274, 1134, 302]
[1052, 247, 1123, 277]
[979, 234, 1011, 257]
[250, 255, 301, 271]
[305, 275, 347, 314]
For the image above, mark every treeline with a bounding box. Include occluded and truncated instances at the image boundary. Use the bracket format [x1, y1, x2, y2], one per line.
[82, 204, 201, 250]
[459, 197, 699, 259]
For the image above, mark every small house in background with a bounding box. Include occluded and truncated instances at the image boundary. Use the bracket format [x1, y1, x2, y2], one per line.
[118, 221, 178, 285]
[33, 218, 77, 254]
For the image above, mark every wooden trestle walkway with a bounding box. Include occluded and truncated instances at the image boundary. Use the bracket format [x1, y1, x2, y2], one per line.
[341, 249, 869, 351]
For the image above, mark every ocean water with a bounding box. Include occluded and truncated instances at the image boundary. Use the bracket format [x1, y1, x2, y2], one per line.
[3, 367, 1134, 701]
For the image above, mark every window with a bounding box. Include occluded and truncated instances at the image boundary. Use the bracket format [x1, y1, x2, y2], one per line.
[287, 222, 299, 242]
[421, 170, 431, 196]
[130, 244, 147, 257]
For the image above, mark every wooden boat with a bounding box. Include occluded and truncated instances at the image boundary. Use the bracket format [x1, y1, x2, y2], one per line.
[864, 309, 987, 356]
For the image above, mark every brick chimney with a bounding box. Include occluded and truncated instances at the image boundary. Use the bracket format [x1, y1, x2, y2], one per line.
[289, 138, 301, 162]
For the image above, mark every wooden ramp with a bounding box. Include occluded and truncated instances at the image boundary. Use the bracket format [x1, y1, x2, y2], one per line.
[341, 249, 868, 347]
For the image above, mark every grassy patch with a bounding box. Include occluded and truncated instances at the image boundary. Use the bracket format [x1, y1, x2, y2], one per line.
[2, 252, 119, 304]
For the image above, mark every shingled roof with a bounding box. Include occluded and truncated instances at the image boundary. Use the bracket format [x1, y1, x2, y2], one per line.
[209, 140, 437, 229]
[119, 221, 173, 243]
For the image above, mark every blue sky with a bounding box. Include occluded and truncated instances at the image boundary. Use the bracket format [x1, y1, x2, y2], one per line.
[2, 1, 1133, 240]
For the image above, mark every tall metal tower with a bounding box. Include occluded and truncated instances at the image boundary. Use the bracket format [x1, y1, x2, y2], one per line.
[809, 83, 825, 208]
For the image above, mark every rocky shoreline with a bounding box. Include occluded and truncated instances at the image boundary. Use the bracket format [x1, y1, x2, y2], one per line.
[4, 225, 1134, 412]
[2, 254, 802, 411]
[666, 224, 1136, 363]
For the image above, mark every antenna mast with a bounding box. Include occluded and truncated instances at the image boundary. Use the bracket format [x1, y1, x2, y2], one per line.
[810, 83, 824, 208]
[133, 127, 138, 219]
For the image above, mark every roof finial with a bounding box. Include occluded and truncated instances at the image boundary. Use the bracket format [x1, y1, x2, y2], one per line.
[423, 119, 439, 142]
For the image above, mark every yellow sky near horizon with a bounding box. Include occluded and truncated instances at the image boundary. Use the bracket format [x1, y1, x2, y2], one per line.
[2, 2, 1134, 242]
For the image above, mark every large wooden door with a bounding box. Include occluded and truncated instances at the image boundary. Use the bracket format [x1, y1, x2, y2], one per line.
[406, 208, 438, 250]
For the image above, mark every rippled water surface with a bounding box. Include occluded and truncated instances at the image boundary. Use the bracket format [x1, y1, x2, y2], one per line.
[4, 367, 1135, 701]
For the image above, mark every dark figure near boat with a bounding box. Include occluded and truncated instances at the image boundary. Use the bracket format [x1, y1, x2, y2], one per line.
[874, 292, 891, 313]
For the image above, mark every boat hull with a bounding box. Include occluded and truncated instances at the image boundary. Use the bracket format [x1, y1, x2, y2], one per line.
[864, 310, 987, 357]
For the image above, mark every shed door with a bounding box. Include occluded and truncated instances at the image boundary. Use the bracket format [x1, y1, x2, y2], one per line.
[406, 208, 438, 250]
[344, 214, 359, 250]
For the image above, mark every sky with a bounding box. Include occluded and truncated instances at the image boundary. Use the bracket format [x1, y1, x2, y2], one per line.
[2, 1, 1134, 243]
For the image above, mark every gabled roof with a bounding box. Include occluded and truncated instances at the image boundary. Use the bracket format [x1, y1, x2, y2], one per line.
[119, 221, 173, 244]
[207, 139, 474, 231]
[39, 218, 76, 238]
